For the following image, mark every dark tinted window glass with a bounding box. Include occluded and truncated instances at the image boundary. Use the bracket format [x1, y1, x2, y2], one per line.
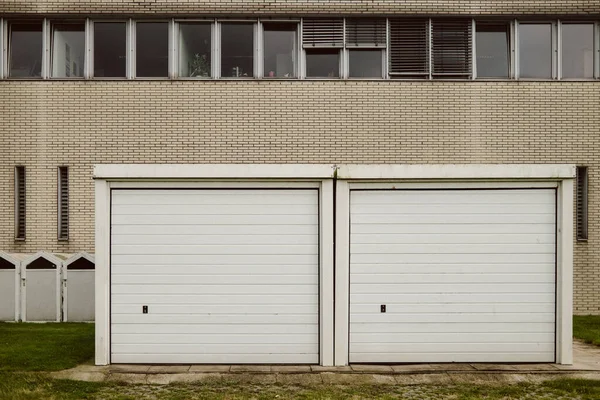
[306, 49, 339, 78]
[52, 24, 85, 78]
[9, 23, 43, 78]
[136, 22, 169, 77]
[519, 23, 552, 79]
[263, 23, 297, 78]
[476, 23, 509, 78]
[562, 24, 594, 79]
[221, 23, 254, 78]
[349, 49, 382, 78]
[94, 22, 126, 77]
[179, 23, 211, 78]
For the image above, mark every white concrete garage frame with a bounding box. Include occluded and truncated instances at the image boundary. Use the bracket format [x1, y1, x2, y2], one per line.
[94, 164, 336, 366]
[334, 164, 575, 366]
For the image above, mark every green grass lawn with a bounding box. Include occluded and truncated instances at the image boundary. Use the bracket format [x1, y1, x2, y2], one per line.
[574, 316, 600, 346]
[0, 322, 94, 372]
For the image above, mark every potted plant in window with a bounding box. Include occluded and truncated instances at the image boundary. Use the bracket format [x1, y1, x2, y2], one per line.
[189, 53, 210, 78]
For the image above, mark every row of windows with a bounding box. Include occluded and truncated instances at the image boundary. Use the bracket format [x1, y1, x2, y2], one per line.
[0, 17, 599, 80]
[14, 166, 69, 242]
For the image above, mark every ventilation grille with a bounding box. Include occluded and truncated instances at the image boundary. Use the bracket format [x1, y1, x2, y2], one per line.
[15, 166, 25, 240]
[389, 19, 430, 77]
[345, 18, 386, 47]
[302, 18, 344, 48]
[59, 166, 69, 240]
[577, 166, 588, 241]
[431, 19, 472, 77]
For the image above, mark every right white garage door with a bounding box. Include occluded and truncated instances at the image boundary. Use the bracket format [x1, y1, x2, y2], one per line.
[349, 188, 556, 363]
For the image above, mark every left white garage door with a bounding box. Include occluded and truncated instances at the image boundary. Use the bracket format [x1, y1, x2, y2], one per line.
[110, 189, 319, 364]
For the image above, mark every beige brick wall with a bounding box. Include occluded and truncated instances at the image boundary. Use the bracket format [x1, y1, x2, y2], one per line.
[1, 0, 599, 15]
[0, 80, 598, 314]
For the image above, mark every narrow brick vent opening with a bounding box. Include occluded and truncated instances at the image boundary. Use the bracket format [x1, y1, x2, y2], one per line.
[58, 166, 69, 241]
[577, 166, 588, 241]
[15, 166, 25, 240]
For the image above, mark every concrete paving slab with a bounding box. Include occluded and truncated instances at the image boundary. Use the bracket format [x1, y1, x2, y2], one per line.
[471, 364, 518, 371]
[230, 365, 272, 373]
[448, 373, 506, 384]
[512, 364, 559, 371]
[311, 365, 353, 372]
[371, 374, 397, 384]
[403, 373, 453, 385]
[51, 371, 107, 382]
[428, 363, 476, 371]
[189, 365, 231, 373]
[147, 373, 222, 384]
[271, 365, 312, 373]
[351, 365, 394, 373]
[225, 373, 277, 384]
[107, 373, 148, 384]
[391, 364, 435, 373]
[147, 365, 191, 374]
[110, 365, 151, 373]
[276, 373, 323, 385]
[71, 364, 110, 373]
[321, 373, 378, 384]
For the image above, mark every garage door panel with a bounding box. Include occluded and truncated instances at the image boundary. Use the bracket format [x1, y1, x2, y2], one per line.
[352, 273, 555, 284]
[349, 189, 556, 363]
[112, 274, 319, 285]
[112, 234, 319, 246]
[112, 284, 318, 295]
[352, 233, 556, 245]
[112, 323, 319, 335]
[350, 303, 555, 314]
[351, 264, 555, 275]
[351, 292, 555, 303]
[111, 353, 318, 364]
[112, 333, 319, 345]
[112, 264, 317, 275]
[352, 253, 556, 264]
[113, 214, 316, 225]
[351, 244, 555, 255]
[351, 283, 555, 294]
[350, 190, 554, 205]
[351, 322, 556, 334]
[350, 332, 556, 344]
[112, 254, 318, 265]
[352, 223, 556, 235]
[112, 224, 318, 236]
[111, 189, 319, 364]
[352, 203, 555, 215]
[111, 244, 318, 256]
[350, 352, 555, 364]
[113, 294, 319, 305]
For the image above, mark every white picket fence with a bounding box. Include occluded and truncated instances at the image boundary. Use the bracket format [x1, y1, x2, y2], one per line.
[0, 251, 95, 322]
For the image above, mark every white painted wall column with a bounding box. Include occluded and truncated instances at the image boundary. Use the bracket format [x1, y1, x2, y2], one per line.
[334, 180, 350, 366]
[319, 179, 335, 366]
[557, 179, 574, 364]
[95, 179, 111, 365]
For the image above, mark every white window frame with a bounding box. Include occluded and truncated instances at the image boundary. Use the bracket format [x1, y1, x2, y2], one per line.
[90, 19, 131, 79]
[6, 19, 45, 79]
[333, 164, 575, 366]
[0, 18, 4, 79]
[216, 19, 258, 79]
[132, 19, 171, 80]
[173, 19, 216, 79]
[344, 18, 387, 80]
[48, 20, 87, 80]
[473, 19, 515, 80]
[558, 20, 597, 81]
[515, 20, 558, 80]
[93, 164, 336, 366]
[302, 18, 344, 80]
[260, 19, 300, 79]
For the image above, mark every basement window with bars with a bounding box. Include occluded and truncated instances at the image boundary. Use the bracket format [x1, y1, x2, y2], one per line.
[346, 18, 386, 78]
[15, 166, 25, 240]
[388, 19, 430, 79]
[58, 167, 69, 241]
[303, 18, 343, 78]
[431, 19, 473, 78]
[577, 166, 588, 241]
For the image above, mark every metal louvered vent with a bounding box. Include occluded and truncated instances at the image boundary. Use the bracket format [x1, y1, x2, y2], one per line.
[577, 166, 588, 241]
[15, 166, 25, 240]
[431, 19, 472, 77]
[389, 19, 430, 78]
[346, 18, 386, 47]
[302, 18, 344, 48]
[58, 166, 69, 241]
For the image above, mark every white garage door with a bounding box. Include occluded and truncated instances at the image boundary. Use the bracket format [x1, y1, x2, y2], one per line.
[349, 189, 556, 363]
[111, 189, 319, 364]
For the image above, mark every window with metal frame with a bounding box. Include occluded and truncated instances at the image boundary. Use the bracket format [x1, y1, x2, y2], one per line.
[577, 166, 588, 241]
[178, 22, 212, 78]
[8, 22, 43, 78]
[93, 21, 127, 78]
[136, 22, 169, 78]
[51, 22, 85, 78]
[388, 18, 429, 78]
[431, 18, 472, 78]
[15, 166, 26, 240]
[346, 18, 386, 78]
[58, 166, 69, 241]
[518, 22, 553, 79]
[303, 18, 343, 78]
[220, 23, 255, 78]
[561, 23, 594, 79]
[475, 21, 510, 79]
[263, 22, 298, 78]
